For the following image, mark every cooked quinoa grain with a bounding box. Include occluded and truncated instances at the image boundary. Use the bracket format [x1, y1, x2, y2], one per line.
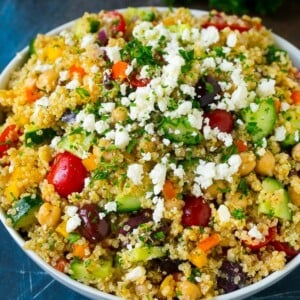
[0, 7, 299, 299]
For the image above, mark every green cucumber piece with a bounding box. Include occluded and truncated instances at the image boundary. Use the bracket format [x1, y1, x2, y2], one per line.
[241, 98, 276, 142]
[25, 127, 56, 147]
[116, 194, 141, 213]
[280, 109, 300, 147]
[159, 117, 202, 145]
[258, 177, 292, 221]
[8, 194, 43, 230]
[58, 129, 95, 159]
[70, 259, 112, 281]
[125, 246, 166, 262]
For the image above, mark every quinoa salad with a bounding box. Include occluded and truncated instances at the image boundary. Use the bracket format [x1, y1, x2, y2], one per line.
[0, 7, 299, 299]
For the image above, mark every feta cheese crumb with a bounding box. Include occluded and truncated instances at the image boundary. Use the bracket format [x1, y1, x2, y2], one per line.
[82, 114, 95, 132]
[256, 78, 276, 97]
[217, 205, 231, 223]
[248, 225, 263, 240]
[281, 102, 290, 111]
[200, 26, 219, 47]
[125, 266, 146, 281]
[226, 32, 237, 47]
[59, 70, 70, 81]
[149, 163, 167, 195]
[95, 120, 109, 134]
[153, 197, 164, 223]
[99, 102, 115, 114]
[250, 103, 259, 112]
[180, 84, 196, 98]
[66, 214, 81, 233]
[127, 164, 144, 185]
[274, 126, 286, 142]
[141, 152, 152, 162]
[35, 96, 49, 107]
[104, 46, 121, 62]
[104, 201, 117, 213]
[114, 127, 130, 149]
[65, 206, 78, 217]
[65, 79, 80, 90]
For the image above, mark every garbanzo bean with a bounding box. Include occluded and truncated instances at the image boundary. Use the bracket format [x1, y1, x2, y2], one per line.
[205, 180, 227, 199]
[291, 143, 300, 162]
[177, 280, 202, 300]
[36, 69, 58, 92]
[111, 106, 128, 123]
[159, 274, 176, 298]
[255, 150, 275, 176]
[37, 202, 61, 227]
[239, 151, 256, 176]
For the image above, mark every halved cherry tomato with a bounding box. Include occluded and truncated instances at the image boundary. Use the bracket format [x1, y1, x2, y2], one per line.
[47, 151, 88, 198]
[130, 75, 151, 88]
[0, 124, 20, 157]
[104, 11, 126, 35]
[291, 90, 300, 105]
[202, 13, 255, 32]
[182, 196, 211, 227]
[204, 109, 234, 133]
[234, 139, 248, 153]
[271, 241, 300, 259]
[244, 226, 277, 250]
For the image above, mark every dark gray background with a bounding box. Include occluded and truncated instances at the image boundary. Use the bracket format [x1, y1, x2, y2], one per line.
[0, 0, 299, 299]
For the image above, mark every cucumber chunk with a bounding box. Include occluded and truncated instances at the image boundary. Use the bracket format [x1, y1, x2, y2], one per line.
[280, 109, 300, 147]
[159, 116, 202, 145]
[70, 259, 113, 281]
[258, 177, 292, 221]
[8, 194, 43, 230]
[25, 127, 56, 147]
[58, 129, 95, 159]
[124, 246, 166, 262]
[241, 98, 276, 142]
[116, 194, 141, 213]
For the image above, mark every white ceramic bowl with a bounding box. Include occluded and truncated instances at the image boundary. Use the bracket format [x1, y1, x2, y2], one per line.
[0, 7, 299, 300]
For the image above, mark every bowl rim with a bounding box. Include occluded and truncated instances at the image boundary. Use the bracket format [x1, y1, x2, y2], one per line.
[0, 6, 299, 300]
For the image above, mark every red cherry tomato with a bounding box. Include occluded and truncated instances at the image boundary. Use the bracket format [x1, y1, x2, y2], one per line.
[0, 124, 20, 157]
[182, 196, 211, 227]
[104, 11, 126, 35]
[244, 226, 277, 250]
[202, 13, 253, 32]
[205, 109, 234, 133]
[234, 139, 248, 153]
[271, 241, 300, 259]
[47, 152, 88, 198]
[130, 75, 151, 88]
[54, 257, 68, 272]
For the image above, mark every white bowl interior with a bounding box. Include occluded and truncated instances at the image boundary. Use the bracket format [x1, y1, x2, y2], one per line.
[0, 7, 299, 300]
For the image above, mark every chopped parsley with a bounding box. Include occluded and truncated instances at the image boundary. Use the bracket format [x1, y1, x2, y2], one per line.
[67, 232, 81, 244]
[232, 208, 246, 220]
[188, 267, 201, 283]
[76, 87, 90, 99]
[238, 178, 249, 196]
[179, 49, 194, 73]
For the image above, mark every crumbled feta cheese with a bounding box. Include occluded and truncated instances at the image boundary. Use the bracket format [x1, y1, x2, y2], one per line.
[34, 62, 52, 72]
[35, 96, 49, 107]
[114, 127, 130, 149]
[99, 102, 115, 114]
[281, 102, 290, 111]
[121, 97, 130, 107]
[188, 109, 203, 130]
[256, 78, 276, 97]
[202, 57, 216, 70]
[66, 214, 81, 233]
[226, 32, 237, 47]
[219, 60, 234, 72]
[98, 212, 106, 220]
[59, 70, 70, 81]
[145, 123, 155, 135]
[152, 197, 164, 223]
[82, 114, 95, 132]
[180, 84, 196, 98]
[250, 103, 259, 112]
[125, 266, 146, 281]
[248, 225, 263, 240]
[217, 205, 231, 223]
[104, 201, 117, 213]
[125, 64, 133, 76]
[90, 65, 99, 73]
[256, 147, 266, 156]
[192, 183, 203, 197]
[274, 126, 286, 142]
[65, 79, 80, 90]
[163, 138, 171, 146]
[50, 136, 61, 148]
[200, 26, 219, 47]
[65, 206, 78, 217]
[105, 130, 116, 140]
[95, 120, 109, 134]
[84, 177, 90, 187]
[104, 46, 121, 62]
[149, 163, 167, 195]
[127, 164, 144, 185]
[295, 130, 299, 142]
[120, 83, 127, 96]
[81, 34, 95, 48]
[140, 152, 151, 162]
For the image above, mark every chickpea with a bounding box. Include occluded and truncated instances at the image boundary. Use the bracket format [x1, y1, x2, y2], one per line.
[37, 202, 61, 228]
[292, 143, 300, 162]
[239, 151, 256, 176]
[137, 136, 156, 153]
[159, 274, 176, 298]
[164, 198, 184, 211]
[111, 106, 128, 123]
[227, 192, 248, 209]
[176, 281, 202, 300]
[204, 180, 227, 199]
[255, 150, 275, 176]
[288, 185, 300, 206]
[36, 69, 58, 92]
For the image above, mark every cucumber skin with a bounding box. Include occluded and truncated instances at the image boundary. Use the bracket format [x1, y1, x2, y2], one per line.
[280, 109, 300, 147]
[241, 98, 276, 142]
[8, 194, 43, 230]
[126, 246, 166, 262]
[115, 195, 141, 213]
